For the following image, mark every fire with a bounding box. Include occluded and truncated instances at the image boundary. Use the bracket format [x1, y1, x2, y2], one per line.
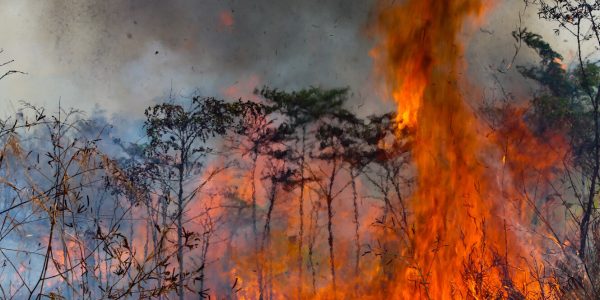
[2, 1, 581, 299]
[115, 1, 569, 298]
[372, 0, 564, 298]
[219, 10, 235, 29]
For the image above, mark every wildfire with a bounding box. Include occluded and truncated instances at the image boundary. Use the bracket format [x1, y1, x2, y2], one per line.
[372, 0, 565, 298]
[1, 1, 587, 299]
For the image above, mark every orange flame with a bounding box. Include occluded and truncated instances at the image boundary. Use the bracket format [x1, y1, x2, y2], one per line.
[372, 0, 564, 298]
[133, 2, 570, 298]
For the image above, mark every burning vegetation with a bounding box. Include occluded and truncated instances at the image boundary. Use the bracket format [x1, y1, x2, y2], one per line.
[3, 0, 600, 299]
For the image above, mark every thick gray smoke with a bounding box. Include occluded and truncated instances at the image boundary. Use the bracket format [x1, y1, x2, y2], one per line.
[467, 1, 579, 104]
[0, 0, 382, 117]
[0, 0, 575, 119]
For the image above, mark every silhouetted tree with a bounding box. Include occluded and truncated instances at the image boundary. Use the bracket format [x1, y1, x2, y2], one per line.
[144, 96, 237, 300]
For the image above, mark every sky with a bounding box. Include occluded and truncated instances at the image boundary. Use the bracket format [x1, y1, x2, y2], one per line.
[0, 0, 575, 120]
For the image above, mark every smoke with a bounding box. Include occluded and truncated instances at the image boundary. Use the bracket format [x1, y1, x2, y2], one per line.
[467, 1, 580, 103]
[0, 0, 382, 117]
[0, 0, 579, 119]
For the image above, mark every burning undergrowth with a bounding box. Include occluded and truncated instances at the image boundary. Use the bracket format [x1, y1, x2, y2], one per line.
[3, 0, 600, 299]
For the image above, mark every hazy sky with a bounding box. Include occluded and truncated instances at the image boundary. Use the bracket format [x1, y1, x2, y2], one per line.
[0, 0, 574, 119]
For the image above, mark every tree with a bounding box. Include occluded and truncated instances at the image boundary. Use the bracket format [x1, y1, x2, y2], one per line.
[359, 113, 413, 282]
[495, 4, 600, 293]
[257, 87, 354, 295]
[526, 2, 600, 269]
[310, 90, 362, 296]
[144, 96, 237, 300]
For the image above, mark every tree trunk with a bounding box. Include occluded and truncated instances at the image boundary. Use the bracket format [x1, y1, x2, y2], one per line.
[177, 159, 185, 300]
[307, 203, 318, 296]
[350, 168, 360, 277]
[326, 159, 337, 296]
[297, 127, 306, 297]
[261, 178, 278, 300]
[579, 95, 600, 260]
[158, 187, 169, 300]
[250, 150, 264, 300]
